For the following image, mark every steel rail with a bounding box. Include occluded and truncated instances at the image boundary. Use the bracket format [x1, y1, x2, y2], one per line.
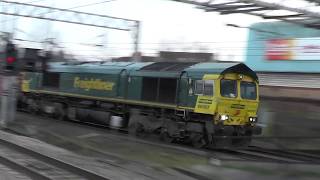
[16, 110, 320, 165]
[0, 138, 110, 180]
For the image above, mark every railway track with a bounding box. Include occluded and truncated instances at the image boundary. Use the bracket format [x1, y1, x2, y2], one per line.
[14, 110, 320, 166]
[214, 149, 319, 164]
[245, 146, 320, 164]
[0, 137, 109, 180]
[65, 118, 320, 164]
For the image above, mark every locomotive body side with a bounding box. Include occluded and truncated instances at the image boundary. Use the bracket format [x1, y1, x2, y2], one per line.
[19, 62, 261, 147]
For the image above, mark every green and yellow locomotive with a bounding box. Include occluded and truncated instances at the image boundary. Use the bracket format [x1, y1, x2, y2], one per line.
[20, 61, 261, 147]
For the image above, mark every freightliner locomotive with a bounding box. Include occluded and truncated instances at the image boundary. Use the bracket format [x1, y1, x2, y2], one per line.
[19, 61, 261, 148]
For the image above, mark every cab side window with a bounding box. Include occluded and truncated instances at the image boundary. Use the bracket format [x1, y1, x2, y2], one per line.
[194, 80, 214, 96]
[195, 80, 204, 95]
[204, 80, 214, 96]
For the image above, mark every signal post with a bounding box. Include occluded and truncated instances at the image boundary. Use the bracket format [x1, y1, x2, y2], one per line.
[0, 41, 18, 128]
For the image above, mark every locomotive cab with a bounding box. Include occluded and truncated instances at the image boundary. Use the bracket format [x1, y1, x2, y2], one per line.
[216, 73, 259, 127]
[191, 63, 261, 146]
[194, 73, 259, 124]
[213, 72, 261, 146]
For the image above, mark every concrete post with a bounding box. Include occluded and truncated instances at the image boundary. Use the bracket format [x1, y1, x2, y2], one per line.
[0, 75, 17, 128]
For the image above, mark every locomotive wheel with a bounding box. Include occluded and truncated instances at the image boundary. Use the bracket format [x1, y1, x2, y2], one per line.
[213, 138, 232, 149]
[232, 135, 252, 147]
[160, 129, 174, 143]
[53, 103, 67, 121]
[233, 138, 251, 147]
[135, 123, 146, 137]
[129, 122, 147, 137]
[26, 99, 39, 114]
[128, 122, 137, 135]
[190, 133, 206, 148]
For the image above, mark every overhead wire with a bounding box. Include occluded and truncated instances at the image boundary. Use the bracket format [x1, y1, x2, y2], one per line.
[7, 0, 320, 59]
[0, 0, 52, 24]
[0, 0, 118, 24]
[66, 0, 117, 10]
[1, 0, 119, 53]
[14, 37, 320, 50]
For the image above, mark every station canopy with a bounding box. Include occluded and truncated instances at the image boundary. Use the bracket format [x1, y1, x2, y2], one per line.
[171, 0, 320, 29]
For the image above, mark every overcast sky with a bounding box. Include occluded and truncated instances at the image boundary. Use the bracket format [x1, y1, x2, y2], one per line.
[0, 0, 277, 61]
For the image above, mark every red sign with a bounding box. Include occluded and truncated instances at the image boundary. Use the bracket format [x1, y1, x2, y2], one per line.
[6, 57, 16, 63]
[265, 39, 294, 60]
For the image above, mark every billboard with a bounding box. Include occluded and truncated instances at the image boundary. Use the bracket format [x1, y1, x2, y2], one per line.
[265, 38, 320, 61]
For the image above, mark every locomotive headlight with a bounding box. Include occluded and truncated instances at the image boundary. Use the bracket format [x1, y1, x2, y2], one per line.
[249, 117, 257, 123]
[220, 114, 229, 121]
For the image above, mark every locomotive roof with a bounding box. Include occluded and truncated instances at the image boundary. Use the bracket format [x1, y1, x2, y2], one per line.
[48, 61, 152, 74]
[47, 61, 257, 80]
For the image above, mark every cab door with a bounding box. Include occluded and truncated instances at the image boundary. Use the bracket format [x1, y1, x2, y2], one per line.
[193, 78, 216, 115]
[178, 72, 193, 107]
[118, 69, 128, 98]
